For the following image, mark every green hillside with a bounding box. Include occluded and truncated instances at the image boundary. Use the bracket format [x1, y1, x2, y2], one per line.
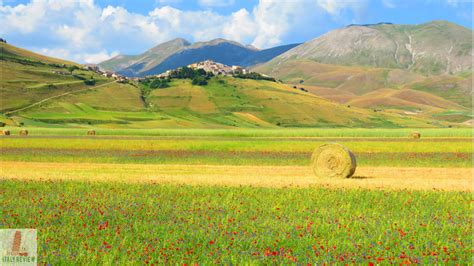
[0, 42, 113, 112]
[253, 59, 472, 123]
[0, 42, 463, 128]
[11, 76, 443, 128]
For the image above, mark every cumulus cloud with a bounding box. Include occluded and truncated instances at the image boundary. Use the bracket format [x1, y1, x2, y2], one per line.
[382, 0, 396, 8]
[222, 9, 256, 44]
[198, 0, 235, 7]
[0, 0, 368, 63]
[317, 0, 367, 16]
[38, 47, 119, 64]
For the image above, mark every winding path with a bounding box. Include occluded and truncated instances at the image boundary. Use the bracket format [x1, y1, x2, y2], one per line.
[4, 81, 116, 115]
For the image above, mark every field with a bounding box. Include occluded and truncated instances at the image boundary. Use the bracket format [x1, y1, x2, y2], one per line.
[0, 128, 472, 264]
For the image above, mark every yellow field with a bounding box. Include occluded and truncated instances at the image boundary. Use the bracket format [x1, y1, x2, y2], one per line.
[1, 161, 471, 191]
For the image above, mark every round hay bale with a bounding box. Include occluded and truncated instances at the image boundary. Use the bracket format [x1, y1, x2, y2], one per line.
[87, 129, 96, 136]
[311, 143, 356, 179]
[19, 129, 28, 136]
[411, 131, 421, 139]
[1, 130, 10, 136]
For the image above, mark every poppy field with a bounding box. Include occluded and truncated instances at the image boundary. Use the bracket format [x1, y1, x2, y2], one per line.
[0, 128, 472, 264]
[1, 180, 471, 264]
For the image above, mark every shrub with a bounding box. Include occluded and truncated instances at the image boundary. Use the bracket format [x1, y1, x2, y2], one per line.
[192, 76, 208, 86]
[84, 79, 96, 86]
[67, 65, 79, 74]
[149, 78, 169, 89]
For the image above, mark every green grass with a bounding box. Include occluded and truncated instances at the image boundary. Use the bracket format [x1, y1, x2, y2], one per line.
[1, 180, 470, 264]
[0, 57, 111, 112]
[1, 133, 471, 167]
[1, 138, 471, 153]
[1, 127, 471, 137]
[2, 71, 443, 128]
[19, 103, 165, 125]
[1, 148, 470, 167]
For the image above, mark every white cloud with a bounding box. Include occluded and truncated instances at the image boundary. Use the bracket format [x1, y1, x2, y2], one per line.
[149, 6, 227, 41]
[251, 0, 299, 48]
[198, 0, 234, 7]
[316, 0, 367, 16]
[39, 47, 119, 64]
[82, 50, 120, 64]
[222, 9, 256, 44]
[382, 0, 396, 8]
[155, 0, 182, 4]
[0, 0, 368, 63]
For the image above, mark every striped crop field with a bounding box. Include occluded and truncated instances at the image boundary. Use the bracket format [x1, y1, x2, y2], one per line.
[0, 128, 472, 264]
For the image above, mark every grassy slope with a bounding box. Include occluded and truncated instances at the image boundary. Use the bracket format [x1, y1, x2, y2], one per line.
[0, 42, 79, 66]
[0, 42, 462, 128]
[347, 88, 465, 110]
[0, 42, 114, 112]
[9, 74, 440, 128]
[253, 59, 471, 122]
[0, 43, 159, 127]
[147, 77, 439, 128]
[264, 21, 471, 75]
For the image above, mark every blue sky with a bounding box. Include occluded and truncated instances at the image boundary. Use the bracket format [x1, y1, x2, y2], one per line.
[1, 0, 472, 63]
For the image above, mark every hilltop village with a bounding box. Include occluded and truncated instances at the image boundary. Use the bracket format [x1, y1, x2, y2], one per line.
[157, 60, 248, 78]
[81, 60, 274, 84]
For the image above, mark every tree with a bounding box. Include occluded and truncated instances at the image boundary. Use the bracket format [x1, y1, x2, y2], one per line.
[67, 65, 79, 74]
[192, 76, 207, 86]
[84, 79, 96, 86]
[149, 78, 169, 89]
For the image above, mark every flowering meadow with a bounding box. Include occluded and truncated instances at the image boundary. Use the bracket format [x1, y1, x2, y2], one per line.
[0, 128, 472, 264]
[1, 180, 471, 264]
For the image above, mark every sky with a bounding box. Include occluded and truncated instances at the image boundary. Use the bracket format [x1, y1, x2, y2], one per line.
[1, 0, 472, 64]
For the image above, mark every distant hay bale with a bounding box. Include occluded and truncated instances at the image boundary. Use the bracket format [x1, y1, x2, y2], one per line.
[19, 129, 28, 136]
[1, 130, 10, 136]
[311, 143, 356, 179]
[87, 129, 96, 136]
[411, 131, 421, 139]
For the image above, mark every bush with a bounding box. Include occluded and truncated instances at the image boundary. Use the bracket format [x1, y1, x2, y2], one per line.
[73, 74, 87, 80]
[149, 78, 169, 89]
[169, 67, 213, 80]
[192, 76, 208, 86]
[67, 65, 79, 74]
[234, 72, 276, 82]
[84, 79, 96, 86]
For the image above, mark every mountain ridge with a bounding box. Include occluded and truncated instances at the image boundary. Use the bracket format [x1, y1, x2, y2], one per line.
[99, 38, 299, 77]
[267, 20, 472, 75]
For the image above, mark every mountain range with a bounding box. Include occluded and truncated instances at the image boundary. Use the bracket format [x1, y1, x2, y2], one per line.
[252, 20, 472, 122]
[100, 20, 471, 78]
[99, 38, 299, 77]
[259, 20, 471, 75]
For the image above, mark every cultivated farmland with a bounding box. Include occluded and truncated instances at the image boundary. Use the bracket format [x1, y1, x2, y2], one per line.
[0, 128, 471, 264]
